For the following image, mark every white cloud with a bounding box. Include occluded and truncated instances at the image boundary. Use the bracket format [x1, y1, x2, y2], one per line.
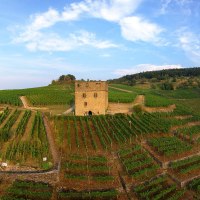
[14, 0, 164, 51]
[159, 0, 193, 16]
[86, 0, 143, 22]
[25, 0, 143, 32]
[14, 30, 118, 52]
[160, 0, 172, 15]
[119, 16, 163, 43]
[30, 8, 60, 31]
[177, 29, 200, 64]
[114, 64, 183, 76]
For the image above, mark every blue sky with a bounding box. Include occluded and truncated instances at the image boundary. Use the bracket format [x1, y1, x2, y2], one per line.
[0, 0, 200, 89]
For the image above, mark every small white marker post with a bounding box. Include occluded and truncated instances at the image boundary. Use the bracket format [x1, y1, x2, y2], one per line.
[43, 157, 47, 162]
[2, 162, 7, 167]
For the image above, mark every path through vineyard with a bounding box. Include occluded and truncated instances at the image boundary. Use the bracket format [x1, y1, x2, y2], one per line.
[108, 93, 176, 114]
[20, 96, 48, 110]
[108, 86, 132, 93]
[20, 96, 29, 109]
[171, 121, 200, 131]
[43, 115, 60, 167]
[143, 104, 176, 113]
[133, 95, 145, 106]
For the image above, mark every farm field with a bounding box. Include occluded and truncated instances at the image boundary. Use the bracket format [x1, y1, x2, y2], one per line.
[0, 84, 74, 107]
[108, 87, 137, 103]
[1, 83, 199, 111]
[49, 109, 200, 199]
[0, 108, 52, 169]
[0, 81, 200, 199]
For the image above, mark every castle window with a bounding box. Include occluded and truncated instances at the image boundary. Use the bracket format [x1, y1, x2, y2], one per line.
[94, 93, 98, 98]
[84, 102, 87, 107]
[82, 93, 86, 98]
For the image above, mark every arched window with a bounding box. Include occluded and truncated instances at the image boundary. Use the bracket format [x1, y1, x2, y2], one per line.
[84, 102, 87, 107]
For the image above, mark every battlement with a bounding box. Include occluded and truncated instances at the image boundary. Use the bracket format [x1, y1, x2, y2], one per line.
[75, 81, 108, 92]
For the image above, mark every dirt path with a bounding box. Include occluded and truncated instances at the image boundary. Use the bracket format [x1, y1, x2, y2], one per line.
[143, 104, 176, 113]
[107, 95, 144, 115]
[63, 105, 74, 114]
[108, 86, 133, 93]
[108, 94, 176, 114]
[133, 95, 145, 106]
[174, 115, 193, 120]
[42, 114, 60, 167]
[20, 96, 48, 110]
[171, 121, 200, 131]
[20, 96, 29, 109]
[108, 88, 176, 114]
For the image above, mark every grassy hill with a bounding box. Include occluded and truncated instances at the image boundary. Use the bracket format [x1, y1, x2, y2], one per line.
[109, 67, 200, 85]
[0, 84, 74, 106]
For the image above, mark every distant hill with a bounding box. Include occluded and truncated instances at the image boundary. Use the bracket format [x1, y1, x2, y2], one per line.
[50, 74, 76, 85]
[109, 67, 200, 85]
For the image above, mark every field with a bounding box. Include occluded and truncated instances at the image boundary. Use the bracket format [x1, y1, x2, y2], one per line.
[0, 82, 200, 199]
[0, 108, 52, 169]
[0, 84, 74, 106]
[108, 88, 137, 103]
[133, 175, 187, 200]
[49, 109, 200, 199]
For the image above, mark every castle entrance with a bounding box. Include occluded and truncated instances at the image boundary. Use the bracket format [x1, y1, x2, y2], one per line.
[88, 111, 93, 116]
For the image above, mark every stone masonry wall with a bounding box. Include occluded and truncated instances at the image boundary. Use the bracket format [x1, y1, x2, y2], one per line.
[75, 81, 108, 116]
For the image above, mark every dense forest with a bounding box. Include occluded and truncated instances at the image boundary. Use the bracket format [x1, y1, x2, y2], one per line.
[109, 67, 200, 85]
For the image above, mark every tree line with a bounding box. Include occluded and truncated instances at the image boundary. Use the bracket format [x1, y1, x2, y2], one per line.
[109, 67, 200, 85]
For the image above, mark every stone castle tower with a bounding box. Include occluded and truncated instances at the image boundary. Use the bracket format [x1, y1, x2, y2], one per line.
[75, 81, 108, 116]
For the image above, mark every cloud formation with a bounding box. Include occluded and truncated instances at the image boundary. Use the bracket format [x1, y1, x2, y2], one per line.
[14, 0, 164, 51]
[120, 16, 163, 43]
[15, 30, 118, 52]
[177, 28, 200, 64]
[160, 0, 194, 15]
[29, 0, 143, 30]
[114, 64, 183, 76]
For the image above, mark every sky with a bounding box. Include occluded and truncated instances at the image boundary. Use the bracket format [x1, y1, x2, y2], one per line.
[0, 0, 200, 89]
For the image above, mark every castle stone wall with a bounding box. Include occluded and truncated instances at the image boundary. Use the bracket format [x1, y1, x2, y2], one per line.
[75, 81, 108, 116]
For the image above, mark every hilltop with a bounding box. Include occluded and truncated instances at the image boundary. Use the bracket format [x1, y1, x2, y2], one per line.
[109, 67, 200, 88]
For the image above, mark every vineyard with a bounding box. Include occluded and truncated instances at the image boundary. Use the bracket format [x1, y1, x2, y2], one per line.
[108, 87, 137, 103]
[177, 125, 200, 143]
[145, 94, 173, 107]
[148, 136, 192, 156]
[0, 85, 74, 106]
[59, 154, 119, 190]
[0, 82, 200, 199]
[52, 113, 172, 153]
[169, 155, 200, 179]
[133, 175, 186, 200]
[0, 108, 52, 168]
[187, 177, 200, 197]
[1, 180, 53, 200]
[48, 108, 200, 199]
[118, 145, 159, 180]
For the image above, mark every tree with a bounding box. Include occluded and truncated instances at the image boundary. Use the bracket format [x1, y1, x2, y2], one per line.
[58, 75, 65, 81]
[159, 82, 174, 90]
